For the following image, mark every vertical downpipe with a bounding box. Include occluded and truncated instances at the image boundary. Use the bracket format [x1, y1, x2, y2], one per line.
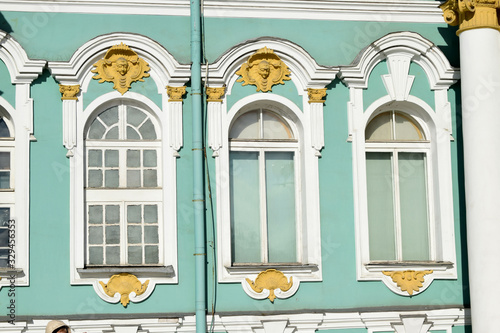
[190, 0, 206, 331]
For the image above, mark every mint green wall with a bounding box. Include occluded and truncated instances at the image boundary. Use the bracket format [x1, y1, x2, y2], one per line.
[0, 10, 467, 319]
[318, 329, 366, 333]
[0, 59, 16, 107]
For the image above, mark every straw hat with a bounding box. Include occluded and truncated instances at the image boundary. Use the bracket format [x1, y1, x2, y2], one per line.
[45, 320, 71, 333]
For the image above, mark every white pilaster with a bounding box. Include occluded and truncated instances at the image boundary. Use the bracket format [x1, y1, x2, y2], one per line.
[459, 27, 500, 331]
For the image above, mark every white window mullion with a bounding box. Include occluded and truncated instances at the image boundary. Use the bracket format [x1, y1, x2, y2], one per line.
[259, 149, 268, 263]
[392, 150, 403, 261]
[293, 149, 302, 263]
[425, 153, 436, 261]
[119, 104, 126, 140]
[120, 201, 127, 264]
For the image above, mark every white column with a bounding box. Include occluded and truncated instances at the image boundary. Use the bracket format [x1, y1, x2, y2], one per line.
[459, 28, 500, 331]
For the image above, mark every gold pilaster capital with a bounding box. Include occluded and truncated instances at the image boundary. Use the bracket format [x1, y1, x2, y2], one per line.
[440, 0, 500, 33]
[59, 84, 80, 100]
[166, 86, 187, 102]
[206, 86, 225, 102]
[307, 88, 327, 104]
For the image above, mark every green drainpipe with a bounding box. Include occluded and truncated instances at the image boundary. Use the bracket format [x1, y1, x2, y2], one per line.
[190, 0, 206, 332]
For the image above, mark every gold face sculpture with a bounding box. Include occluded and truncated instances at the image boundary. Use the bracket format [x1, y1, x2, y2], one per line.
[236, 47, 291, 92]
[92, 43, 150, 95]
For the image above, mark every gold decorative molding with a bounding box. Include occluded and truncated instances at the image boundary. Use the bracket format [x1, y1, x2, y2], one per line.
[383, 270, 433, 296]
[59, 84, 80, 100]
[166, 86, 187, 102]
[307, 88, 327, 104]
[245, 269, 293, 302]
[236, 47, 291, 92]
[92, 43, 150, 95]
[99, 273, 149, 307]
[206, 86, 226, 102]
[440, 0, 500, 33]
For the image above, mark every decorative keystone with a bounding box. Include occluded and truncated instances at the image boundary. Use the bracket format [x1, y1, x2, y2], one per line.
[383, 270, 433, 296]
[245, 269, 293, 302]
[236, 47, 291, 92]
[92, 43, 150, 95]
[99, 273, 149, 307]
[59, 85, 80, 100]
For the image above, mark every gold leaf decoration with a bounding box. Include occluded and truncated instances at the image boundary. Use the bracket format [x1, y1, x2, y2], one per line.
[59, 85, 80, 100]
[99, 273, 149, 307]
[166, 86, 187, 102]
[383, 270, 433, 296]
[236, 47, 291, 92]
[206, 86, 226, 102]
[92, 43, 150, 95]
[307, 88, 327, 104]
[246, 269, 293, 302]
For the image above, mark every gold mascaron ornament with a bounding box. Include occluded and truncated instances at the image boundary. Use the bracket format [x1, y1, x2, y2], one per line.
[92, 43, 150, 95]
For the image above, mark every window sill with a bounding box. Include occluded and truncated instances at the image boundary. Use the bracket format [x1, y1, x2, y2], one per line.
[365, 261, 454, 272]
[0, 267, 24, 277]
[77, 265, 174, 278]
[225, 264, 318, 275]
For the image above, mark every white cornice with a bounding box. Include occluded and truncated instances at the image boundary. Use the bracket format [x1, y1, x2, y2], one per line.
[0, 0, 446, 23]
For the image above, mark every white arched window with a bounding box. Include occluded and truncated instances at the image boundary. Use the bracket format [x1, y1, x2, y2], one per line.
[229, 109, 300, 264]
[85, 104, 162, 266]
[365, 111, 432, 262]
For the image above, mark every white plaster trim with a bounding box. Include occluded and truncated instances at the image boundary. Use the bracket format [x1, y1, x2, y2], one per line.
[207, 99, 223, 157]
[93, 278, 156, 305]
[168, 100, 183, 156]
[339, 31, 459, 90]
[15, 308, 469, 332]
[0, 0, 446, 23]
[0, 33, 44, 290]
[241, 273, 300, 301]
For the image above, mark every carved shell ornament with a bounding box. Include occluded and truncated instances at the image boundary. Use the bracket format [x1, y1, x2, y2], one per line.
[92, 43, 150, 95]
[99, 273, 149, 307]
[236, 47, 291, 92]
[383, 270, 433, 296]
[245, 269, 294, 302]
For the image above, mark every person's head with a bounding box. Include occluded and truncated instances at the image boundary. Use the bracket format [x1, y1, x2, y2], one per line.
[45, 320, 71, 333]
[258, 60, 271, 79]
[115, 57, 129, 76]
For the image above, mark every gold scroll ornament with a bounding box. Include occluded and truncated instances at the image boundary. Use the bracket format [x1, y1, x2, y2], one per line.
[92, 43, 150, 95]
[440, 0, 500, 33]
[246, 269, 293, 302]
[383, 270, 433, 296]
[99, 273, 149, 307]
[236, 47, 291, 92]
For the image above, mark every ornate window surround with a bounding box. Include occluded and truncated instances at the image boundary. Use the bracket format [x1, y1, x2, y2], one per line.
[48, 33, 190, 300]
[205, 38, 338, 285]
[338, 31, 459, 295]
[0, 31, 45, 289]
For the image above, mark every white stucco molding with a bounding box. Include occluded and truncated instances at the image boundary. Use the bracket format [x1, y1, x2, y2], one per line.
[0, 31, 45, 291]
[339, 31, 459, 90]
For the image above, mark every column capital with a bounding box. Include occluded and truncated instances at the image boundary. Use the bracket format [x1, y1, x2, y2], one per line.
[440, 0, 500, 34]
[307, 88, 327, 104]
[166, 85, 187, 102]
[206, 86, 225, 102]
[59, 84, 80, 100]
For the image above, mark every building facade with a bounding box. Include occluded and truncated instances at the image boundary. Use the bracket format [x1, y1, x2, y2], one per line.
[0, 0, 488, 331]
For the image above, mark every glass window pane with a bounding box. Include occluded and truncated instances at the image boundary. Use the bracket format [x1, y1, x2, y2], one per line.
[143, 170, 157, 187]
[89, 226, 103, 245]
[0, 172, 9, 189]
[88, 170, 103, 187]
[0, 118, 10, 137]
[394, 113, 424, 140]
[127, 150, 140, 167]
[139, 119, 157, 140]
[89, 247, 103, 265]
[399, 152, 430, 260]
[143, 150, 157, 167]
[88, 205, 103, 224]
[145, 245, 159, 264]
[88, 150, 102, 167]
[229, 111, 259, 139]
[144, 226, 159, 244]
[366, 113, 392, 141]
[88, 119, 106, 139]
[127, 170, 141, 188]
[106, 246, 120, 265]
[127, 225, 142, 244]
[0, 152, 10, 169]
[128, 246, 142, 265]
[105, 126, 119, 140]
[265, 152, 297, 263]
[127, 205, 141, 223]
[105, 170, 119, 188]
[105, 226, 120, 244]
[99, 107, 119, 126]
[230, 151, 261, 263]
[105, 205, 120, 224]
[127, 126, 141, 140]
[366, 152, 396, 261]
[105, 150, 119, 167]
[0, 228, 8, 246]
[0, 208, 9, 224]
[144, 205, 157, 223]
[263, 112, 293, 139]
[127, 107, 147, 127]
